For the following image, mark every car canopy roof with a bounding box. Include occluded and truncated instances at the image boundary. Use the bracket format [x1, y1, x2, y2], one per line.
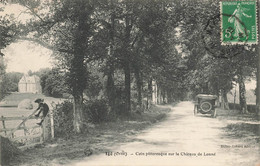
[195, 94, 218, 100]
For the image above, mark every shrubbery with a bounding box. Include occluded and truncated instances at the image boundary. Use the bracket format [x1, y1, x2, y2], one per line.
[53, 99, 110, 138]
[40, 68, 69, 98]
[53, 100, 74, 138]
[83, 99, 109, 123]
[0, 136, 21, 165]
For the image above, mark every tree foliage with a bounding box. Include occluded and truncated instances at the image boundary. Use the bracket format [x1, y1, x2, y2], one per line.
[2, 72, 23, 92]
[0, 9, 19, 99]
[40, 68, 69, 98]
[1, 0, 259, 131]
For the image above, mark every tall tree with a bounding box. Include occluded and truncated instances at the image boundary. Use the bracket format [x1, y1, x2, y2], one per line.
[14, 0, 97, 133]
[0, 9, 18, 99]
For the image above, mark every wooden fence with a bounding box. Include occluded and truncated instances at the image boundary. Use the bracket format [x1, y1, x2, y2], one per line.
[0, 109, 54, 150]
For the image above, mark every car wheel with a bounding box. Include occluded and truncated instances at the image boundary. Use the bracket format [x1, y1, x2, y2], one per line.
[194, 105, 197, 116]
[200, 101, 212, 114]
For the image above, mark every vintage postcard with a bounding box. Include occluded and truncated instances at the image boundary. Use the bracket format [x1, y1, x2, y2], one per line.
[0, 0, 260, 166]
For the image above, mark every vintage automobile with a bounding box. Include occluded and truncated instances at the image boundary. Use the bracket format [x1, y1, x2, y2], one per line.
[194, 94, 218, 118]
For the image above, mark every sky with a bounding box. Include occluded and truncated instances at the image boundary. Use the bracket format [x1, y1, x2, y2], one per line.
[1, 3, 54, 74]
[2, 41, 53, 73]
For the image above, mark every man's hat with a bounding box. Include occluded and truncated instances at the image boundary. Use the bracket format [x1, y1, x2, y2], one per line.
[34, 98, 44, 103]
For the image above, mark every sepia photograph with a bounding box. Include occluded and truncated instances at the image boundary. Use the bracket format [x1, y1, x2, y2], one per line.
[0, 0, 260, 165]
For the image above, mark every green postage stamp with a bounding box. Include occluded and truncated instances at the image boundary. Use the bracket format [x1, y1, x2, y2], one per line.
[220, 1, 258, 45]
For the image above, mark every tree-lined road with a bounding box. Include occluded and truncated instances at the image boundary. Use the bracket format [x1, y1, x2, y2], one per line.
[68, 102, 259, 166]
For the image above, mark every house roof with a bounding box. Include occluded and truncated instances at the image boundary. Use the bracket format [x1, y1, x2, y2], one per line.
[19, 75, 40, 84]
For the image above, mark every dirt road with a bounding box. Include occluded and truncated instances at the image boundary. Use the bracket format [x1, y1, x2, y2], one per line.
[67, 101, 259, 166]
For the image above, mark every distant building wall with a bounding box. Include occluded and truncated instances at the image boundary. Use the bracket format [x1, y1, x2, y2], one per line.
[18, 83, 27, 93]
[18, 75, 42, 93]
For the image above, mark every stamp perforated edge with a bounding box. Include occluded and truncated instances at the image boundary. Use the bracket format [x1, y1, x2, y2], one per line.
[220, 0, 258, 46]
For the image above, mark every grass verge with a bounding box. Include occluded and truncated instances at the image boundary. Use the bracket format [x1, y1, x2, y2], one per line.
[217, 108, 260, 153]
[9, 104, 172, 166]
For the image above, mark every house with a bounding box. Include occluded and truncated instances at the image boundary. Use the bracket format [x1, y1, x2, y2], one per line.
[18, 75, 42, 93]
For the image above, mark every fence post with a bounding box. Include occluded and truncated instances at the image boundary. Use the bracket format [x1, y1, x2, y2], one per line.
[42, 117, 49, 141]
[40, 124, 44, 143]
[50, 109, 54, 139]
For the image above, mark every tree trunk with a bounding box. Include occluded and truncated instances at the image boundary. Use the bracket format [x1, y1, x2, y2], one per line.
[220, 89, 229, 110]
[223, 91, 230, 110]
[220, 90, 225, 109]
[71, 58, 85, 133]
[123, 7, 132, 113]
[216, 93, 220, 107]
[220, 90, 224, 110]
[73, 94, 84, 133]
[71, 5, 90, 133]
[233, 83, 237, 109]
[157, 86, 160, 104]
[0, 54, 5, 100]
[124, 62, 131, 113]
[106, 1, 116, 113]
[157, 86, 162, 104]
[167, 90, 173, 103]
[134, 67, 142, 111]
[238, 74, 248, 114]
[147, 78, 153, 109]
[162, 90, 167, 104]
[107, 64, 115, 112]
[71, 36, 85, 133]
